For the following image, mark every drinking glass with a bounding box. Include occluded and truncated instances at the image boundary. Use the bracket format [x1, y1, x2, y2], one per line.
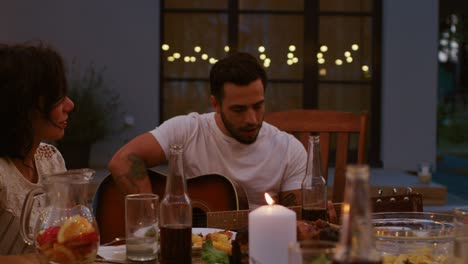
[454, 207, 468, 263]
[125, 193, 159, 261]
[288, 240, 336, 264]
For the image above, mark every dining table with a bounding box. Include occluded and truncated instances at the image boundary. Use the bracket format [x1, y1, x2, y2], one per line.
[5, 253, 207, 264]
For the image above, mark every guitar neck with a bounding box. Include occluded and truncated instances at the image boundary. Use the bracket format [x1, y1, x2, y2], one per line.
[206, 206, 302, 230]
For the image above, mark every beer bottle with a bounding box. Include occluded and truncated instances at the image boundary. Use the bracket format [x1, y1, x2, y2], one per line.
[159, 144, 192, 264]
[332, 164, 382, 264]
[301, 135, 328, 221]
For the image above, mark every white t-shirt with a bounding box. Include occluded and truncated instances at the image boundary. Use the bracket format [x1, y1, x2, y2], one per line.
[150, 112, 306, 208]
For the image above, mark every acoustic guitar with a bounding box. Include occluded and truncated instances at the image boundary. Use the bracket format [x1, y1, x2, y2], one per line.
[94, 169, 249, 244]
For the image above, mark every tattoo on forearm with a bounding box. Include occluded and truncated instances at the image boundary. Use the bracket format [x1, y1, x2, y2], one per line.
[280, 192, 298, 207]
[128, 154, 146, 179]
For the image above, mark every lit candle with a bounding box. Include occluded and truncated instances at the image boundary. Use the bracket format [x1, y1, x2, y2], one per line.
[249, 193, 297, 264]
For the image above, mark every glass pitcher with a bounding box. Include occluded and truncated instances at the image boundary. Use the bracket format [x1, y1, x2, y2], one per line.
[20, 169, 100, 264]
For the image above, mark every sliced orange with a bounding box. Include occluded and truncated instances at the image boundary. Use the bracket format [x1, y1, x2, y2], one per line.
[51, 243, 76, 263]
[57, 215, 95, 244]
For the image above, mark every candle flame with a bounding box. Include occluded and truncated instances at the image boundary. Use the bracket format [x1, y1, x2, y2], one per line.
[264, 193, 275, 205]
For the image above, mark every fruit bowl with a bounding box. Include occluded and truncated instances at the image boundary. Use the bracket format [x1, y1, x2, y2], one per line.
[372, 212, 455, 263]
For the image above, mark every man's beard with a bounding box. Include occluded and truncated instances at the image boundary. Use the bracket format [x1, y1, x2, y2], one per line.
[220, 111, 262, 145]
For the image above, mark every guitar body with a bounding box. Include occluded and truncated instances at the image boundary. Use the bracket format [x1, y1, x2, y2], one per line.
[95, 169, 249, 244]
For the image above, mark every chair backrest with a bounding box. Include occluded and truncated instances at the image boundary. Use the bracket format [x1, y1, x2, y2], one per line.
[264, 109, 368, 202]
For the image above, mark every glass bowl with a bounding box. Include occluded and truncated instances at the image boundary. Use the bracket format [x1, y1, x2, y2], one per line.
[372, 212, 455, 263]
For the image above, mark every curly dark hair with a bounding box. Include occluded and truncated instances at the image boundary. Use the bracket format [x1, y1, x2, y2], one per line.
[0, 41, 68, 159]
[210, 52, 267, 103]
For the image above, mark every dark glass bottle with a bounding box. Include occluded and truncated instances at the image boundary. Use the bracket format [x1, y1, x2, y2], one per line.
[332, 165, 382, 264]
[301, 135, 328, 221]
[159, 144, 192, 264]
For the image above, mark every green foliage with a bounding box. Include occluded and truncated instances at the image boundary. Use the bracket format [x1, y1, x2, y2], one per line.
[201, 239, 229, 264]
[59, 61, 122, 144]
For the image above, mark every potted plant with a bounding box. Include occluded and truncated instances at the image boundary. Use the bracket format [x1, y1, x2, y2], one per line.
[57, 61, 123, 169]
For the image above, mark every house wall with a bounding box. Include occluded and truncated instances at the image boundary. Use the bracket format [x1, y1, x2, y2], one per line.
[381, 0, 439, 170]
[0, 0, 439, 171]
[0, 0, 160, 168]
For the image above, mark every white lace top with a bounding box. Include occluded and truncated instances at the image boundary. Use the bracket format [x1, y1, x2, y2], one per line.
[0, 143, 66, 255]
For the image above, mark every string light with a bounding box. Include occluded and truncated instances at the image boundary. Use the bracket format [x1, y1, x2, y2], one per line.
[209, 58, 217, 64]
[352, 44, 359, 51]
[288, 45, 296, 52]
[344, 51, 351, 57]
[362, 65, 369, 71]
[287, 59, 293, 65]
[162, 44, 170, 51]
[292, 57, 298, 63]
[318, 58, 325, 64]
[335, 59, 343, 65]
[194, 46, 201, 53]
[287, 53, 294, 59]
[183, 56, 190, 62]
[346, 57, 353, 63]
[224, 45, 230, 52]
[190, 56, 196, 62]
[258, 46, 265, 53]
[167, 56, 175, 62]
[173, 53, 181, 59]
[259, 54, 266, 60]
[319, 68, 327, 76]
[320, 45, 328, 52]
[201, 54, 208, 60]
[317, 53, 323, 59]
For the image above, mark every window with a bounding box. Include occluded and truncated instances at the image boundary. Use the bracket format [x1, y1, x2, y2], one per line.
[161, 0, 381, 165]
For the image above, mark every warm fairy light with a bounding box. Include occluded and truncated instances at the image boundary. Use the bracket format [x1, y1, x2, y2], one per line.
[292, 57, 298, 63]
[346, 57, 353, 63]
[263, 62, 270, 68]
[167, 56, 175, 62]
[352, 44, 359, 51]
[287, 59, 293, 65]
[258, 46, 265, 53]
[161, 44, 170, 51]
[224, 45, 230, 52]
[190, 56, 196, 62]
[288, 45, 296, 52]
[183, 56, 190, 62]
[201, 54, 208, 60]
[264, 58, 271, 64]
[318, 58, 325, 64]
[342, 203, 350, 214]
[194, 46, 201, 53]
[319, 68, 327, 76]
[344, 51, 351, 57]
[320, 45, 328, 52]
[209, 58, 217, 64]
[287, 53, 294, 59]
[264, 193, 275, 205]
[259, 54, 266, 60]
[335, 59, 343, 65]
[362, 65, 369, 71]
[317, 53, 323, 59]
[173, 53, 181, 59]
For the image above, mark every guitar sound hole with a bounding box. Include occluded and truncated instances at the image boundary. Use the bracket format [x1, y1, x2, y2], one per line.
[193, 207, 207, 227]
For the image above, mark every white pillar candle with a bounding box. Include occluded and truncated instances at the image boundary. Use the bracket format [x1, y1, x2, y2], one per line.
[248, 193, 297, 264]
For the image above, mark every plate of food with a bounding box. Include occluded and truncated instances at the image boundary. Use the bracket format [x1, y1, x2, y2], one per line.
[192, 228, 236, 251]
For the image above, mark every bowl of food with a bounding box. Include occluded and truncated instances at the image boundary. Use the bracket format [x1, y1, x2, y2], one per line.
[372, 212, 455, 264]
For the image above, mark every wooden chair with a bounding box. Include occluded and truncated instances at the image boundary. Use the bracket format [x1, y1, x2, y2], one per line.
[264, 109, 368, 202]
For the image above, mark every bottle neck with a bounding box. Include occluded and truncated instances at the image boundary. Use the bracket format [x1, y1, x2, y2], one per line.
[165, 150, 187, 196]
[305, 136, 322, 178]
[334, 165, 381, 262]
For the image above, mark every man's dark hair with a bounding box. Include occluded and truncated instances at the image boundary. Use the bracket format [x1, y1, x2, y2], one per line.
[0, 41, 68, 158]
[210, 52, 267, 103]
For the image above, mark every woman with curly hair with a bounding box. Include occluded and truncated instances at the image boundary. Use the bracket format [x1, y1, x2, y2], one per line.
[0, 41, 74, 255]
